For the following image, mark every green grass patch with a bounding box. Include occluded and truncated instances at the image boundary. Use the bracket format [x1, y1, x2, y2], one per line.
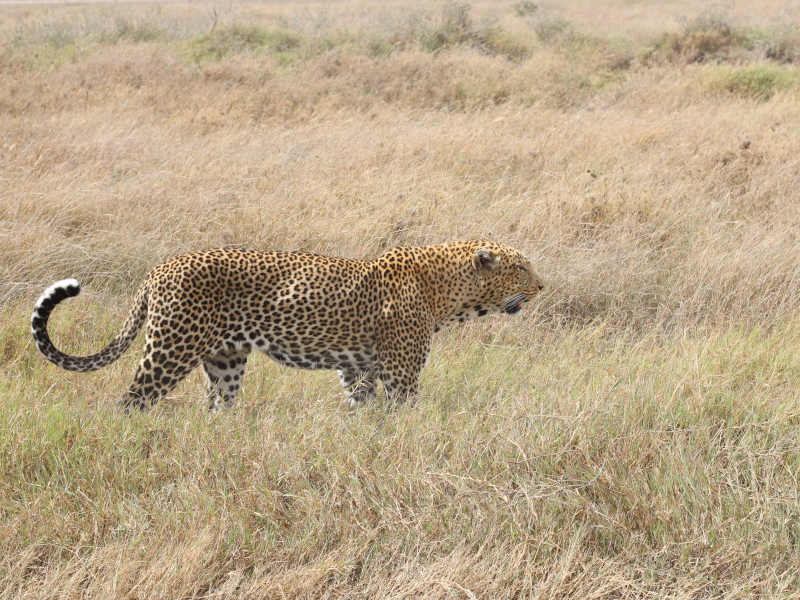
[187, 25, 303, 63]
[708, 64, 800, 100]
[7, 38, 85, 71]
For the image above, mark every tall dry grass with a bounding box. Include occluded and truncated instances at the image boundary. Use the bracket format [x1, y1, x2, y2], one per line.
[2, 1, 800, 598]
[3, 2, 800, 330]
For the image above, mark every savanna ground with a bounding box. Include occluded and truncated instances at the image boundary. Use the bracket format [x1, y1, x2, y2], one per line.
[2, 0, 800, 597]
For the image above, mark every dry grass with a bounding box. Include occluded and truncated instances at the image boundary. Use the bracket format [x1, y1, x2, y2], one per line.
[2, 1, 800, 598]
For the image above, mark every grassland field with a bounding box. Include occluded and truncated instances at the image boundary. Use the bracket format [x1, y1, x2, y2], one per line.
[2, 1, 800, 598]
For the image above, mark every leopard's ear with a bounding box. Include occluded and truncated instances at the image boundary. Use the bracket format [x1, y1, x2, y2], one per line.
[472, 248, 499, 273]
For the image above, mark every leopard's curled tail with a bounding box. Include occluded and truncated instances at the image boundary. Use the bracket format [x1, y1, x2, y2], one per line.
[31, 279, 148, 372]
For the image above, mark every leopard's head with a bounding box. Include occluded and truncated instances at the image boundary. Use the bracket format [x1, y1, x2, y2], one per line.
[468, 242, 544, 316]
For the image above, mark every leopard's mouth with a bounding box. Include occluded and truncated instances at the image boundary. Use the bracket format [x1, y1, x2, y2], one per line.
[503, 293, 528, 315]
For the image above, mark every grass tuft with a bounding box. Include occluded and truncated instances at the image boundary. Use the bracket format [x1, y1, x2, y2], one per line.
[97, 17, 166, 45]
[512, 1, 539, 19]
[642, 14, 741, 64]
[708, 64, 800, 100]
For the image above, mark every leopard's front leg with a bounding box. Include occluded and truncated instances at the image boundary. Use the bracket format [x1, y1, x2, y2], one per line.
[375, 306, 434, 405]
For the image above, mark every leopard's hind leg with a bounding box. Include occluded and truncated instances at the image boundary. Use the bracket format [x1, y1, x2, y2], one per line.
[119, 310, 205, 411]
[203, 350, 250, 411]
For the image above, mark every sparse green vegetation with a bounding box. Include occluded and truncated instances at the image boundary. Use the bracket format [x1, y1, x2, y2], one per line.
[642, 17, 742, 64]
[709, 64, 800, 100]
[532, 15, 572, 43]
[512, 1, 539, 19]
[97, 17, 166, 45]
[642, 14, 800, 66]
[188, 25, 303, 62]
[756, 26, 800, 63]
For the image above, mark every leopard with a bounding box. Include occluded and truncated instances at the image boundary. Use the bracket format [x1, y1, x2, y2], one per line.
[31, 240, 544, 411]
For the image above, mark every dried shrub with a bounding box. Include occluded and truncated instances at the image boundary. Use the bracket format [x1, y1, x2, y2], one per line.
[643, 15, 746, 64]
